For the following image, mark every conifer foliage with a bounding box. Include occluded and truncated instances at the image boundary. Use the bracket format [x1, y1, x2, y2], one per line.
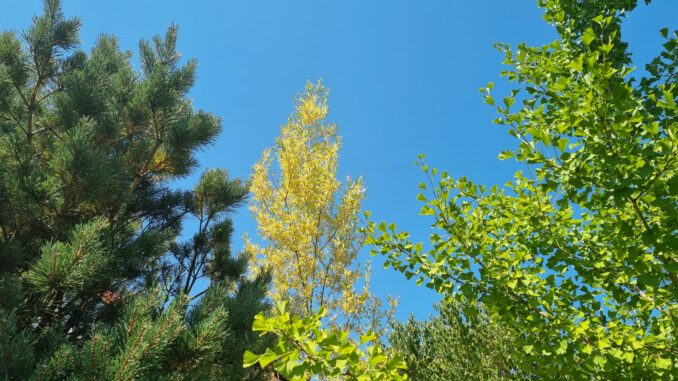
[389, 300, 530, 380]
[0, 1, 270, 379]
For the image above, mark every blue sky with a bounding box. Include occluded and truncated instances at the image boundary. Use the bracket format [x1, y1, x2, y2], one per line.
[3, 0, 676, 321]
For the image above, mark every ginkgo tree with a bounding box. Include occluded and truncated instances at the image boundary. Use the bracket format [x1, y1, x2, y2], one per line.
[368, 0, 676, 379]
[246, 81, 392, 335]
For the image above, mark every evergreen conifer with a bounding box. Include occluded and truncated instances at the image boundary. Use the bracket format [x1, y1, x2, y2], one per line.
[0, 1, 271, 379]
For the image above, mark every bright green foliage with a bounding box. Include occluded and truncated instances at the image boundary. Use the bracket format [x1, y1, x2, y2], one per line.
[243, 302, 407, 381]
[0, 1, 271, 379]
[389, 300, 531, 380]
[368, 0, 677, 379]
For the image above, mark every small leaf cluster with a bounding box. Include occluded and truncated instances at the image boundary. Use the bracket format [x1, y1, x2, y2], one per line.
[244, 302, 407, 381]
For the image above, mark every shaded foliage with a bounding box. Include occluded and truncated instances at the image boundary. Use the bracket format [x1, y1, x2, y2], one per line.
[389, 300, 532, 381]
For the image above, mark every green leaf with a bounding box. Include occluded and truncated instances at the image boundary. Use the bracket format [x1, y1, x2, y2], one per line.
[623, 352, 634, 364]
[556, 138, 568, 152]
[582, 28, 595, 46]
[555, 339, 568, 355]
[503, 96, 515, 108]
[656, 357, 672, 370]
[593, 355, 606, 368]
[259, 349, 280, 367]
[243, 351, 261, 368]
[369, 353, 387, 367]
[360, 332, 377, 345]
[252, 316, 267, 332]
[568, 55, 583, 71]
[642, 122, 659, 135]
[335, 358, 347, 371]
[498, 150, 514, 160]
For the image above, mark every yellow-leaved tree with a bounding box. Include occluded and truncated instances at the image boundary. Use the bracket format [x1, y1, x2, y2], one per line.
[246, 81, 392, 335]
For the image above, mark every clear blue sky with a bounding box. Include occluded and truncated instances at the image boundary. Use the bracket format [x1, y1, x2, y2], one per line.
[3, 0, 676, 321]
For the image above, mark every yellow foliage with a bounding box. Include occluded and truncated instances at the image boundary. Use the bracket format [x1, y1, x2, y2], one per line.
[247, 81, 390, 333]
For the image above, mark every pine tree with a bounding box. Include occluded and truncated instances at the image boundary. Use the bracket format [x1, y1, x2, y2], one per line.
[0, 1, 271, 379]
